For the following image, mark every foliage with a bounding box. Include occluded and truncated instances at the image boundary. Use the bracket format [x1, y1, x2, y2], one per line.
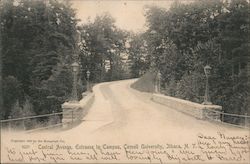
[0, 0, 130, 124]
[1, 0, 249, 127]
[127, 33, 150, 78]
[2, 76, 24, 118]
[9, 99, 37, 129]
[1, 0, 78, 119]
[79, 13, 129, 82]
[174, 72, 205, 103]
[145, 0, 249, 120]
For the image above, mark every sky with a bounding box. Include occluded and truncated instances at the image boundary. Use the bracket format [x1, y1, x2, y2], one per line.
[71, 0, 174, 33]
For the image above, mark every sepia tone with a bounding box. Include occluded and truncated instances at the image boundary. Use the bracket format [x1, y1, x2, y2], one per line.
[0, 0, 249, 163]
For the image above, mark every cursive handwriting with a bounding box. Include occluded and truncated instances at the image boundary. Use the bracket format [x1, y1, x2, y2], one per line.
[2, 132, 249, 163]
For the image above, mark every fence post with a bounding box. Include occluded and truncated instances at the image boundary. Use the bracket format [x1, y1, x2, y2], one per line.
[221, 110, 224, 122]
[245, 112, 248, 128]
[22, 113, 25, 130]
[8, 116, 11, 132]
[52, 110, 55, 124]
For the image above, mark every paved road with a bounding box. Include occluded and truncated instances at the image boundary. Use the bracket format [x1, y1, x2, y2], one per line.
[1, 79, 249, 163]
[61, 79, 248, 143]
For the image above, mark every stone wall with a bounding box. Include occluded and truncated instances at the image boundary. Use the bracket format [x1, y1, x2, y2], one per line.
[151, 93, 222, 120]
[61, 92, 94, 125]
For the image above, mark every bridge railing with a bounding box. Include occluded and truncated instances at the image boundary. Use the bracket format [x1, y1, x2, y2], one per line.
[203, 108, 250, 128]
[0, 110, 75, 132]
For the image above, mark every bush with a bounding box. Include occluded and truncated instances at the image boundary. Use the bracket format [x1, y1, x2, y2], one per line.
[164, 71, 204, 103]
[164, 79, 177, 97]
[2, 76, 24, 119]
[9, 99, 37, 130]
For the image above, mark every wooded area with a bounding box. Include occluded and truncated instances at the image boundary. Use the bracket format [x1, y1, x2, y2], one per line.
[0, 0, 249, 126]
[139, 0, 249, 124]
[0, 0, 131, 122]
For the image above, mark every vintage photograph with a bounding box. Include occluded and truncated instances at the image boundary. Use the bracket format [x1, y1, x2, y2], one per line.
[0, 0, 249, 163]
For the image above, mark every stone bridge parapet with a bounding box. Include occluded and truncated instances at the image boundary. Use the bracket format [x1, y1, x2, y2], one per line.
[151, 93, 222, 120]
[61, 92, 94, 126]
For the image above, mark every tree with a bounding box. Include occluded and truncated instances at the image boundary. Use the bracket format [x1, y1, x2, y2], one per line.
[2, 76, 24, 119]
[127, 33, 149, 78]
[144, 0, 249, 122]
[79, 13, 128, 82]
[1, 0, 78, 119]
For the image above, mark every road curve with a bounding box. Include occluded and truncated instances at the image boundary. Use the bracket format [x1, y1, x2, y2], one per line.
[1, 79, 249, 164]
[61, 79, 249, 143]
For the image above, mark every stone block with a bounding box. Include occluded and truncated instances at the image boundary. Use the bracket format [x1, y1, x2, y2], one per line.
[151, 93, 222, 120]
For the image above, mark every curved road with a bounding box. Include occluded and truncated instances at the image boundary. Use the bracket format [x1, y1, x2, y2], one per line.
[1, 79, 249, 163]
[62, 79, 248, 143]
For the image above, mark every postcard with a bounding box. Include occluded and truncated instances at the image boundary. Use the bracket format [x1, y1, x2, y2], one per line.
[1, 0, 249, 163]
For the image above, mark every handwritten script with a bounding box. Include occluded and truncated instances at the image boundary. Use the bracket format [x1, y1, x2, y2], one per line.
[2, 132, 249, 163]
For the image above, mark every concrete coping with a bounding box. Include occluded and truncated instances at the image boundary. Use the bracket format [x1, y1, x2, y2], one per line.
[61, 101, 81, 109]
[79, 92, 94, 107]
[62, 92, 94, 110]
